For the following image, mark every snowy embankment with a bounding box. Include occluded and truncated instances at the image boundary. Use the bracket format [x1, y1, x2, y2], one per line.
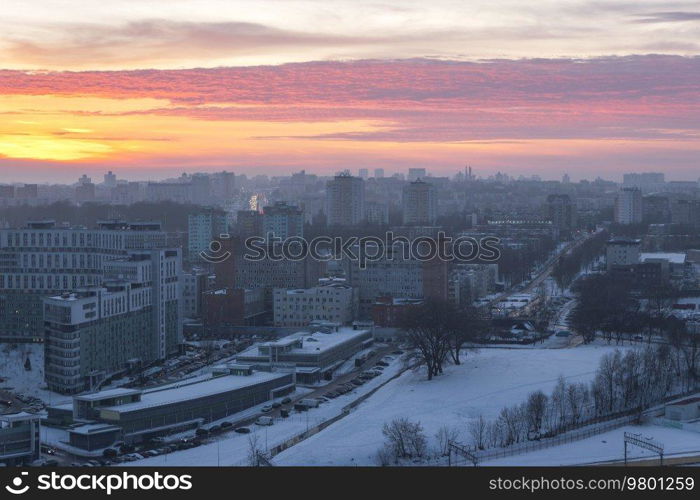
[483, 424, 700, 466]
[274, 345, 621, 466]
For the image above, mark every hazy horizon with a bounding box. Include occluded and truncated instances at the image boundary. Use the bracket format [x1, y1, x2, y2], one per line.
[2, 1, 699, 183]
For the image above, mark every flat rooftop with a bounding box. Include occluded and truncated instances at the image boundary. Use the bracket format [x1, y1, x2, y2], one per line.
[74, 388, 143, 402]
[640, 253, 686, 265]
[100, 372, 289, 414]
[238, 327, 372, 358]
[69, 423, 121, 435]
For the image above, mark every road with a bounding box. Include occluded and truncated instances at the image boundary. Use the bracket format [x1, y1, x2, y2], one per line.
[482, 230, 600, 311]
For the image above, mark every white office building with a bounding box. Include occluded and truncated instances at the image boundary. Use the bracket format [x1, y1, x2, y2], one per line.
[273, 278, 356, 327]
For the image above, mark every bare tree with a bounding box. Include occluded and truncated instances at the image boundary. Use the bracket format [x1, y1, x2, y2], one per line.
[435, 425, 461, 456]
[399, 300, 453, 380]
[468, 414, 488, 450]
[246, 433, 265, 466]
[524, 390, 548, 438]
[448, 307, 487, 365]
[382, 418, 428, 460]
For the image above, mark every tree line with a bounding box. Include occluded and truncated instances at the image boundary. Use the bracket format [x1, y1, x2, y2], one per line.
[551, 229, 608, 292]
[468, 342, 696, 452]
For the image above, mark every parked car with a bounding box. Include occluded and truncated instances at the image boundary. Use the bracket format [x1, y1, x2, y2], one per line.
[300, 398, 321, 408]
[234, 427, 251, 434]
[280, 409, 290, 418]
[261, 404, 273, 413]
[208, 424, 221, 433]
[272, 402, 282, 409]
[281, 397, 292, 405]
[195, 428, 209, 437]
[220, 421, 233, 429]
[255, 416, 274, 426]
[119, 444, 135, 454]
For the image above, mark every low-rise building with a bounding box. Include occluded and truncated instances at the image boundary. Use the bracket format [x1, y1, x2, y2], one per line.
[59, 369, 294, 450]
[0, 412, 41, 466]
[236, 326, 373, 383]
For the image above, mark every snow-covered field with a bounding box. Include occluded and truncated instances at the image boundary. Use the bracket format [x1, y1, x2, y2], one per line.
[483, 424, 700, 466]
[274, 345, 621, 466]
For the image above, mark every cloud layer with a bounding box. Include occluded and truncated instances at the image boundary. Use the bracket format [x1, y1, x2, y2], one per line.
[1, 56, 699, 181]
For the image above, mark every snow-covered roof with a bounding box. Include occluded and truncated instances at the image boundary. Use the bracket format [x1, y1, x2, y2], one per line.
[640, 252, 686, 264]
[74, 388, 142, 402]
[0, 412, 40, 422]
[69, 423, 121, 435]
[239, 328, 371, 358]
[100, 372, 289, 414]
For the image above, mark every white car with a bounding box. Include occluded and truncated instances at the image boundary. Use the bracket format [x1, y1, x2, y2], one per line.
[256, 416, 274, 426]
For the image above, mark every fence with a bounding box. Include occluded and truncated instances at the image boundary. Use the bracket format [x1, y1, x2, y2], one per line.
[468, 415, 637, 464]
[450, 386, 700, 466]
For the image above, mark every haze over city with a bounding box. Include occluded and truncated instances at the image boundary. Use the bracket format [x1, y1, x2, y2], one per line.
[1, 0, 699, 183]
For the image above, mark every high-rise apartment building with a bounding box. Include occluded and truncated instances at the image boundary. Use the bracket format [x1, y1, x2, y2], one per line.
[325, 172, 365, 226]
[402, 179, 437, 225]
[546, 194, 577, 237]
[614, 188, 643, 224]
[407, 168, 427, 181]
[262, 201, 304, 240]
[188, 209, 228, 262]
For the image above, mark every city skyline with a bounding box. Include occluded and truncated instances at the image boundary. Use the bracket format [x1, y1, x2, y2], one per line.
[1, 1, 700, 183]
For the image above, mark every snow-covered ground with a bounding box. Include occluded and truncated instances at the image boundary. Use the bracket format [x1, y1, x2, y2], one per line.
[482, 424, 700, 466]
[0, 343, 69, 405]
[273, 345, 620, 466]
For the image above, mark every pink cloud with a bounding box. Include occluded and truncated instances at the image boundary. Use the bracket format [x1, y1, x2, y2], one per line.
[1, 56, 699, 180]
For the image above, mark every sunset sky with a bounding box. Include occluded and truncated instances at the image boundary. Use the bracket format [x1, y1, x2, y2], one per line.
[1, 0, 699, 183]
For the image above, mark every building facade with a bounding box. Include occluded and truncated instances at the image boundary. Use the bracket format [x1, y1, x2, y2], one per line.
[188, 209, 228, 262]
[273, 278, 356, 327]
[326, 172, 365, 226]
[43, 249, 182, 394]
[0, 220, 170, 342]
[402, 179, 437, 225]
[614, 188, 643, 224]
[262, 201, 304, 240]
